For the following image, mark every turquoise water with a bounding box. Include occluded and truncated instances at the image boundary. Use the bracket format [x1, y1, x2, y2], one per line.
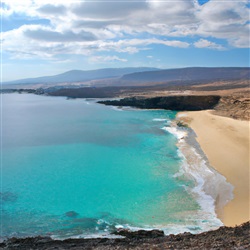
[1, 94, 221, 239]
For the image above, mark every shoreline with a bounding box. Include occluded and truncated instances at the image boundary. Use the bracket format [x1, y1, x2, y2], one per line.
[163, 124, 230, 231]
[1, 222, 249, 249]
[2, 93, 249, 240]
[177, 110, 250, 227]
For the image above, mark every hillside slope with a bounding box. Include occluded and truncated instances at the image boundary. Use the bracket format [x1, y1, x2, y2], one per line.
[121, 67, 250, 83]
[5, 67, 158, 85]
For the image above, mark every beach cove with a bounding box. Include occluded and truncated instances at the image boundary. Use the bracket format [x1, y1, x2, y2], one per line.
[2, 93, 228, 240]
[1, 93, 249, 246]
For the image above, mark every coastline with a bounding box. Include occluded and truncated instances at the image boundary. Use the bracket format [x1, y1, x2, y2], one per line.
[1, 94, 250, 249]
[177, 110, 250, 227]
[1, 222, 249, 249]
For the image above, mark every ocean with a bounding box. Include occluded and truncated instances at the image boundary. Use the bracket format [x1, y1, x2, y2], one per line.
[1, 93, 232, 240]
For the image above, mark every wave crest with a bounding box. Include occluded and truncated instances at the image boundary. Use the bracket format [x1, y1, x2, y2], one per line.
[162, 124, 234, 228]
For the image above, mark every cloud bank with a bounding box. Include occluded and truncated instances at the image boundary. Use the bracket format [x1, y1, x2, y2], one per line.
[1, 0, 249, 61]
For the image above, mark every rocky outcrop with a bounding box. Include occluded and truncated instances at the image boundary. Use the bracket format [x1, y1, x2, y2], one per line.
[113, 229, 165, 239]
[49, 87, 122, 98]
[98, 96, 221, 111]
[214, 95, 250, 120]
[0, 89, 36, 94]
[0, 222, 249, 249]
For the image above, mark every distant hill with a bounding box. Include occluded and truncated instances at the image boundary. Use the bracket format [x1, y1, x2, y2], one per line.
[4, 67, 158, 85]
[4, 67, 249, 89]
[121, 67, 250, 83]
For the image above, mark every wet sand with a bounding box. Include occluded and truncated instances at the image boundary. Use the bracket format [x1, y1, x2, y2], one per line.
[179, 110, 249, 226]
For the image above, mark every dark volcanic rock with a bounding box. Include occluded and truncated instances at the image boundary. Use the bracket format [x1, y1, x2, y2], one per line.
[113, 229, 164, 238]
[98, 95, 221, 111]
[49, 87, 122, 98]
[1, 222, 249, 250]
[0, 89, 36, 94]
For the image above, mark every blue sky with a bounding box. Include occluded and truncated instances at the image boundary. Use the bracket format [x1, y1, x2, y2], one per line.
[1, 0, 249, 81]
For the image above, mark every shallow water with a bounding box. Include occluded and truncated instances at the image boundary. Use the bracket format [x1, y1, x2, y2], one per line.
[1, 94, 224, 239]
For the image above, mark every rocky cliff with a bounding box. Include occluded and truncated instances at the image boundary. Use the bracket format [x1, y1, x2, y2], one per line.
[214, 95, 250, 120]
[98, 95, 221, 111]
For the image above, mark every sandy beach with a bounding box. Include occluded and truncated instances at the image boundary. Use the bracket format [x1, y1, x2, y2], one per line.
[178, 110, 249, 227]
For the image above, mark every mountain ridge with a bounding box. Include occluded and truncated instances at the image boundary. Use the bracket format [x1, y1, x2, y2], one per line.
[121, 67, 250, 83]
[3, 67, 249, 87]
[4, 67, 159, 85]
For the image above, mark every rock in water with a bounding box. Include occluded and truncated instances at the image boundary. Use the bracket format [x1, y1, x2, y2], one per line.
[65, 211, 79, 218]
[0, 192, 18, 202]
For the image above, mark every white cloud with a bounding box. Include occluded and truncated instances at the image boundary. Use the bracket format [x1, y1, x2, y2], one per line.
[1, 0, 249, 62]
[72, 1, 148, 19]
[2, 23, 189, 60]
[196, 0, 249, 47]
[101, 38, 190, 49]
[91, 38, 189, 57]
[194, 39, 225, 50]
[37, 4, 67, 15]
[2, 25, 95, 59]
[23, 27, 97, 42]
[90, 56, 127, 63]
[2, 0, 72, 18]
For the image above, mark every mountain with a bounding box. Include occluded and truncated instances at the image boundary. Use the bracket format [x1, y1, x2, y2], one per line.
[4, 67, 159, 85]
[121, 67, 250, 83]
[4, 67, 249, 88]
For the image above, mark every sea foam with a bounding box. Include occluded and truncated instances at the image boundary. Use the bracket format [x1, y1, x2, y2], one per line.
[162, 124, 234, 230]
[153, 118, 168, 122]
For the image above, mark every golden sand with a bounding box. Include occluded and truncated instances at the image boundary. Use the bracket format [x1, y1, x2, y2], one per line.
[179, 110, 249, 226]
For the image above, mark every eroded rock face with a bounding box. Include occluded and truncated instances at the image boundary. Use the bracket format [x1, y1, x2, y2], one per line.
[98, 96, 221, 111]
[214, 96, 250, 120]
[99, 95, 250, 121]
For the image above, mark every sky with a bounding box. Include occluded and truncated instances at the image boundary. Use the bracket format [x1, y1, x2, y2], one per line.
[1, 0, 250, 81]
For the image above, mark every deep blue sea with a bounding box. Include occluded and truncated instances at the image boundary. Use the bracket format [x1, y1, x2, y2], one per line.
[1, 93, 225, 240]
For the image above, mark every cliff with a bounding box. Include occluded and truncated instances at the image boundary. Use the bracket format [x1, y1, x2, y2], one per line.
[214, 95, 250, 120]
[98, 96, 221, 111]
